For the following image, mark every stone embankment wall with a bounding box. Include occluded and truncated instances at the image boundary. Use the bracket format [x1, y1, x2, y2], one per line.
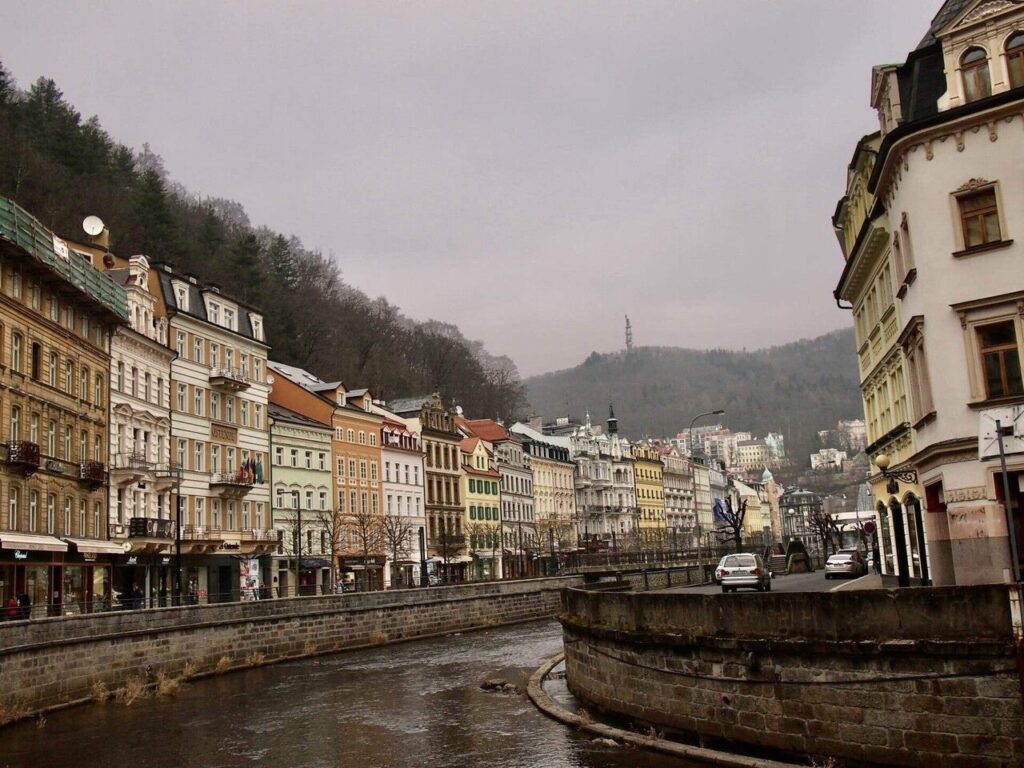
[0, 575, 581, 720]
[561, 585, 1024, 768]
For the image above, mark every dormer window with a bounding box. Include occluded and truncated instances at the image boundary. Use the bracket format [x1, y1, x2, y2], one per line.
[961, 47, 991, 103]
[173, 282, 189, 312]
[1007, 32, 1024, 90]
[251, 315, 264, 341]
[209, 302, 220, 325]
[223, 307, 235, 331]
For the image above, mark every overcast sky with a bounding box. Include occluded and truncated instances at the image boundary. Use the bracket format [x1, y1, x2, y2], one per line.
[2, 1, 940, 376]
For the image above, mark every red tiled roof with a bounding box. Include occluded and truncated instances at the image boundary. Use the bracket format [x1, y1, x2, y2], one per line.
[460, 418, 511, 442]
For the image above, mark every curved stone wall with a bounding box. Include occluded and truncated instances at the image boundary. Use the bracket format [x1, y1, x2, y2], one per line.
[560, 585, 1024, 768]
[0, 576, 580, 722]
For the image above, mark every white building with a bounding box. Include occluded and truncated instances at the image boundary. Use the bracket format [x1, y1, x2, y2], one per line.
[849, 0, 1024, 584]
[154, 265, 273, 602]
[810, 448, 848, 471]
[105, 255, 178, 603]
[379, 415, 426, 587]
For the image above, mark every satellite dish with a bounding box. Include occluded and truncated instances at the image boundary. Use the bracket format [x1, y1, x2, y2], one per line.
[83, 215, 105, 236]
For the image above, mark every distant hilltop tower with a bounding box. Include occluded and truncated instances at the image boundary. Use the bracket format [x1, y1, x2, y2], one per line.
[625, 315, 633, 351]
[608, 403, 618, 435]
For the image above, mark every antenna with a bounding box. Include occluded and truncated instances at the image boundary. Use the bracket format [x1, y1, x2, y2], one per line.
[82, 216, 104, 236]
[625, 315, 633, 351]
[82, 215, 110, 250]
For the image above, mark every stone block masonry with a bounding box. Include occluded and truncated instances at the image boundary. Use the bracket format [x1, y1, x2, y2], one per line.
[0, 575, 582, 721]
[560, 585, 1024, 768]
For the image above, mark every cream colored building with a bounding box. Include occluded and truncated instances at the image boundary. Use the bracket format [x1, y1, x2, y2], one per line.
[835, 0, 1024, 584]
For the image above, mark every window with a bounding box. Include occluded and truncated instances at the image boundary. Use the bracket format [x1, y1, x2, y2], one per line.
[46, 494, 55, 533]
[48, 293, 58, 321]
[195, 441, 204, 472]
[958, 187, 1002, 249]
[961, 46, 991, 102]
[274, 446, 283, 465]
[318, 453, 326, 471]
[978, 321, 1023, 398]
[177, 384, 186, 411]
[47, 420, 56, 456]
[358, 431, 366, 445]
[349, 458, 356, 478]
[359, 460, 367, 480]
[210, 343, 220, 368]
[194, 388, 204, 416]
[254, 404, 263, 429]
[369, 433, 377, 447]
[370, 462, 378, 482]
[81, 368, 90, 402]
[11, 332, 21, 372]
[1008, 32, 1024, 89]
[194, 337, 204, 363]
[29, 490, 38, 531]
[47, 352, 57, 386]
[176, 331, 186, 357]
[7, 486, 18, 529]
[347, 429, 355, 442]
[240, 401, 249, 427]
[63, 497, 71, 534]
[211, 392, 220, 420]
[226, 397, 234, 423]
[63, 426, 72, 459]
[177, 439, 186, 468]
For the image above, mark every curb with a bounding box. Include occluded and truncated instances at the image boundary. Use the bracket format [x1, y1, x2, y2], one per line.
[526, 653, 803, 768]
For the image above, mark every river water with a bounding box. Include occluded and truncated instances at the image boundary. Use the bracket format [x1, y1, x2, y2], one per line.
[2, 619, 695, 768]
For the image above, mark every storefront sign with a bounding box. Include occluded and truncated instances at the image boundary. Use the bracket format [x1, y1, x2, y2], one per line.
[13, 550, 28, 560]
[45, 460, 66, 474]
[211, 424, 238, 443]
[126, 556, 138, 565]
[939, 486, 986, 504]
[82, 553, 96, 562]
[220, 542, 240, 551]
[160, 556, 171, 565]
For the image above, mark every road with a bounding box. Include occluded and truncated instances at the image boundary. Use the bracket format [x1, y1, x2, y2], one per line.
[661, 570, 874, 594]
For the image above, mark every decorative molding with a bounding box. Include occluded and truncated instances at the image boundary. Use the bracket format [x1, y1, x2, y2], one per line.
[955, 130, 965, 152]
[988, 121, 998, 141]
[957, 0, 1020, 28]
[924, 140, 934, 160]
[954, 177, 993, 193]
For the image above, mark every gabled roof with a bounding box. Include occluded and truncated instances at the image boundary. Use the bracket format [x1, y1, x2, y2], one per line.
[917, 0, 973, 49]
[153, 262, 264, 343]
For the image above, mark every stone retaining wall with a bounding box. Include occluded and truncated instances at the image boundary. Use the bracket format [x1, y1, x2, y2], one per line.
[0, 575, 581, 720]
[560, 585, 1024, 768]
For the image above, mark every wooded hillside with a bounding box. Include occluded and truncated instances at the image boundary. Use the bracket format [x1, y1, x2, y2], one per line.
[0, 64, 527, 420]
[525, 329, 863, 466]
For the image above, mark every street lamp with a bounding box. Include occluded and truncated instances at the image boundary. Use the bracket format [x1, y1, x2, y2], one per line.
[688, 409, 725, 463]
[873, 453, 914, 587]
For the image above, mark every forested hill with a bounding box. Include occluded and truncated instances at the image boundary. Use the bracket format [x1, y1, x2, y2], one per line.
[525, 328, 862, 465]
[0, 64, 526, 420]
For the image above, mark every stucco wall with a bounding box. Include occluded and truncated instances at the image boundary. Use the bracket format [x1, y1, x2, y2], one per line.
[561, 586, 1024, 768]
[0, 575, 581, 720]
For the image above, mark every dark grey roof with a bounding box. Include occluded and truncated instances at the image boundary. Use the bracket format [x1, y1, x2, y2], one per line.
[917, 0, 973, 49]
[153, 262, 264, 344]
[268, 403, 331, 430]
[387, 395, 432, 416]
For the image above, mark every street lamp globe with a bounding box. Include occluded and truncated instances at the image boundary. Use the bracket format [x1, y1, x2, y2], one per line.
[874, 453, 891, 471]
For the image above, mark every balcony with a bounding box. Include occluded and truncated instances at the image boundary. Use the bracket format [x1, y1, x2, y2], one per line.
[5, 441, 40, 475]
[241, 528, 278, 555]
[121, 516, 176, 554]
[209, 367, 251, 392]
[181, 526, 225, 553]
[110, 452, 150, 484]
[79, 460, 107, 487]
[209, 470, 255, 497]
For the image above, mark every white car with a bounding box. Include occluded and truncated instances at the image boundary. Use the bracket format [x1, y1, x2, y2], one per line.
[719, 553, 772, 592]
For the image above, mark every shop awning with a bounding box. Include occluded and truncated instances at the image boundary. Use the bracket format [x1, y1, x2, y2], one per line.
[0, 533, 68, 552]
[62, 538, 126, 555]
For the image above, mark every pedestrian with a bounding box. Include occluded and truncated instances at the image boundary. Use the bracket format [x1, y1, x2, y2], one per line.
[5, 595, 18, 621]
[872, 545, 881, 575]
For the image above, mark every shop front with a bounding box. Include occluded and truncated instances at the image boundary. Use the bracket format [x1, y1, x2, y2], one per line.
[340, 555, 386, 592]
[0, 533, 118, 617]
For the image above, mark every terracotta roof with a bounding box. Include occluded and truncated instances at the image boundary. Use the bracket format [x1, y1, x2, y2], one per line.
[459, 418, 512, 443]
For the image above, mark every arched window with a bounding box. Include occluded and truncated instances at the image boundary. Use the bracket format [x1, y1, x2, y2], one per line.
[1007, 31, 1024, 89]
[961, 46, 991, 102]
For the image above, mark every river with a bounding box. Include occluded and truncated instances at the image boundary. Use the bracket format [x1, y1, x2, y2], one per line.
[2, 619, 696, 768]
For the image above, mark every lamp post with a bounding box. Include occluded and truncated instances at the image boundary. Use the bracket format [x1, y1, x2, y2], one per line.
[688, 409, 725, 463]
[873, 453, 916, 588]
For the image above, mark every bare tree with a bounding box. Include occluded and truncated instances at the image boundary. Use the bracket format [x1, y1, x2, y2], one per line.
[715, 498, 748, 553]
[382, 513, 417, 587]
[807, 505, 840, 556]
[466, 521, 493, 580]
[315, 506, 344, 588]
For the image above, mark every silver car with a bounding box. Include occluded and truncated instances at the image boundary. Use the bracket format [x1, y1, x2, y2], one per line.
[825, 550, 866, 579]
[719, 553, 771, 592]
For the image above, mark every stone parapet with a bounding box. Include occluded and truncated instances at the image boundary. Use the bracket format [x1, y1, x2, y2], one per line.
[560, 585, 1024, 768]
[0, 576, 581, 722]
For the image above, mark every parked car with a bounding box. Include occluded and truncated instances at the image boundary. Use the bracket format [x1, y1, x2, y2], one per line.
[714, 555, 730, 584]
[825, 550, 866, 579]
[719, 553, 771, 592]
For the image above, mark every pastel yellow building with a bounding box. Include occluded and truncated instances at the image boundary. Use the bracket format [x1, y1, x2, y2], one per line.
[460, 438, 501, 579]
[632, 443, 666, 544]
